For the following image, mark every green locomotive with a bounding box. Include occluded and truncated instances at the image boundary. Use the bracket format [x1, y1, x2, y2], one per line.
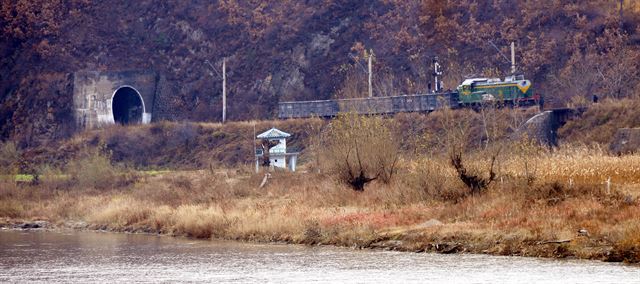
[456, 75, 539, 106]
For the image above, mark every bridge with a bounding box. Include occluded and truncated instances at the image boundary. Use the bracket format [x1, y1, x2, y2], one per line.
[516, 107, 586, 146]
[278, 92, 459, 119]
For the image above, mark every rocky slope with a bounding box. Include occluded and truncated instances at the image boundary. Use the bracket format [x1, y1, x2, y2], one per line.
[1, 0, 640, 147]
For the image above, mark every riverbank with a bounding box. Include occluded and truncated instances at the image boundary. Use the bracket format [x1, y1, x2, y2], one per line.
[2, 146, 639, 263]
[1, 216, 635, 263]
[4, 230, 639, 283]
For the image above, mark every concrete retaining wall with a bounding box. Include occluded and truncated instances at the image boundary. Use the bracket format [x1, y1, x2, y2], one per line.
[73, 70, 159, 129]
[610, 128, 640, 155]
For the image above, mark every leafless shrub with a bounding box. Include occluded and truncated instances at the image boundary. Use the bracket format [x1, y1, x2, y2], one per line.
[335, 69, 368, 99]
[403, 158, 467, 201]
[304, 117, 326, 174]
[439, 106, 499, 195]
[323, 112, 399, 191]
[0, 200, 23, 218]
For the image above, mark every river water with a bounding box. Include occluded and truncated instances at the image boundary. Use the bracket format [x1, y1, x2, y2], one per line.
[0, 230, 638, 283]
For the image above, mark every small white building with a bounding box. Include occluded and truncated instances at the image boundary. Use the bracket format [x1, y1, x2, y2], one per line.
[255, 127, 299, 172]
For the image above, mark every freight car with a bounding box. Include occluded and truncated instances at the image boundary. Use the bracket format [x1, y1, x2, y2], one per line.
[278, 75, 540, 119]
[278, 92, 459, 119]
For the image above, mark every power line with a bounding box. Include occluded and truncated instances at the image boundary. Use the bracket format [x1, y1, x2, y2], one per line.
[204, 58, 227, 123]
[348, 54, 368, 73]
[488, 40, 511, 64]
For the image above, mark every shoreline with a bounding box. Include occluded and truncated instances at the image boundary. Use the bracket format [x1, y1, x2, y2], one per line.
[2, 139, 639, 266]
[2, 218, 637, 264]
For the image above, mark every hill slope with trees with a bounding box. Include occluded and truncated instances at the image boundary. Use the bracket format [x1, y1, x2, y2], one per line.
[1, 0, 640, 146]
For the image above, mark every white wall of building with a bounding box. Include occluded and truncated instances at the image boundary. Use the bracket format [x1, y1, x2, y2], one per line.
[270, 154, 286, 169]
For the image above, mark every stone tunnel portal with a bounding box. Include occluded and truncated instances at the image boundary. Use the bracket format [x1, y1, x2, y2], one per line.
[112, 86, 145, 125]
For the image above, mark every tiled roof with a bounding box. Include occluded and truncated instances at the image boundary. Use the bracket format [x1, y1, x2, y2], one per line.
[257, 127, 291, 139]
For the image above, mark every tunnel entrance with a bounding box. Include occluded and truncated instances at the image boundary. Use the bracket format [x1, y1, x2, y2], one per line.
[112, 86, 144, 125]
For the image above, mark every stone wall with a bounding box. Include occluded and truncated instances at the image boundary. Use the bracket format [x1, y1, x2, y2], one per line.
[610, 128, 640, 155]
[150, 74, 182, 121]
[515, 108, 583, 146]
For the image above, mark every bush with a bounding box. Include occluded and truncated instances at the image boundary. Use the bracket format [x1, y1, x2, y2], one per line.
[66, 147, 120, 189]
[34, 164, 67, 190]
[0, 141, 21, 175]
[322, 113, 399, 191]
[404, 158, 467, 201]
[0, 200, 23, 218]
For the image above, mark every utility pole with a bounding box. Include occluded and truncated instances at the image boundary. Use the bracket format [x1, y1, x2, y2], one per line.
[368, 49, 373, 98]
[433, 56, 442, 92]
[253, 123, 258, 173]
[510, 42, 516, 74]
[222, 57, 227, 123]
[620, 0, 624, 29]
[204, 58, 227, 123]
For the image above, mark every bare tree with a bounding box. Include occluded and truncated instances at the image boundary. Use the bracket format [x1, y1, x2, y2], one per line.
[335, 67, 368, 99]
[552, 30, 640, 102]
[373, 71, 398, 97]
[259, 139, 280, 167]
[323, 112, 399, 191]
[304, 117, 326, 174]
[440, 106, 499, 195]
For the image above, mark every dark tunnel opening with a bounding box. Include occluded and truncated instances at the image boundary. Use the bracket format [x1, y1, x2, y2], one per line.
[112, 87, 143, 125]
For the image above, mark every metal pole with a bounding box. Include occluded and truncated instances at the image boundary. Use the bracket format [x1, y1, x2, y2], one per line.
[433, 56, 442, 92]
[368, 49, 373, 97]
[222, 58, 226, 123]
[511, 42, 516, 74]
[254, 123, 258, 173]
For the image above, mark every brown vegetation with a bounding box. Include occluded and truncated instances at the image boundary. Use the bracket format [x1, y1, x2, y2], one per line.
[2, 0, 640, 264]
[2, 1, 640, 146]
[0, 141, 21, 175]
[1, 145, 639, 262]
[559, 98, 640, 146]
[19, 119, 324, 171]
[18, 106, 536, 173]
[322, 113, 399, 191]
[2, 106, 640, 263]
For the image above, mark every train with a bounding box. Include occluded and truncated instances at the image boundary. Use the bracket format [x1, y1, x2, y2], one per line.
[278, 74, 541, 119]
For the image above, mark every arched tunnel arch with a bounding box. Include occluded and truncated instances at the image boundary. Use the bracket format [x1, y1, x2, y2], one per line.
[111, 86, 145, 125]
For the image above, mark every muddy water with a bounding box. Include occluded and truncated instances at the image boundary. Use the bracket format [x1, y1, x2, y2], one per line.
[0, 230, 638, 283]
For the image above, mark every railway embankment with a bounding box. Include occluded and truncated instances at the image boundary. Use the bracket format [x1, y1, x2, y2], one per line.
[16, 98, 640, 172]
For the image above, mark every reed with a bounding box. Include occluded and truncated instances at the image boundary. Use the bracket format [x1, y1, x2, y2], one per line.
[1, 128, 639, 262]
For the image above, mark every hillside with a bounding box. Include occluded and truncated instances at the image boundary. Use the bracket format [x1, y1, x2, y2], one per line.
[12, 107, 536, 171]
[2, 0, 640, 147]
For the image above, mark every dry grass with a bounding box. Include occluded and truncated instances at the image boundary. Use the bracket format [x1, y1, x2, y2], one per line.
[22, 108, 535, 172]
[25, 119, 326, 170]
[559, 98, 640, 145]
[2, 122, 640, 262]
